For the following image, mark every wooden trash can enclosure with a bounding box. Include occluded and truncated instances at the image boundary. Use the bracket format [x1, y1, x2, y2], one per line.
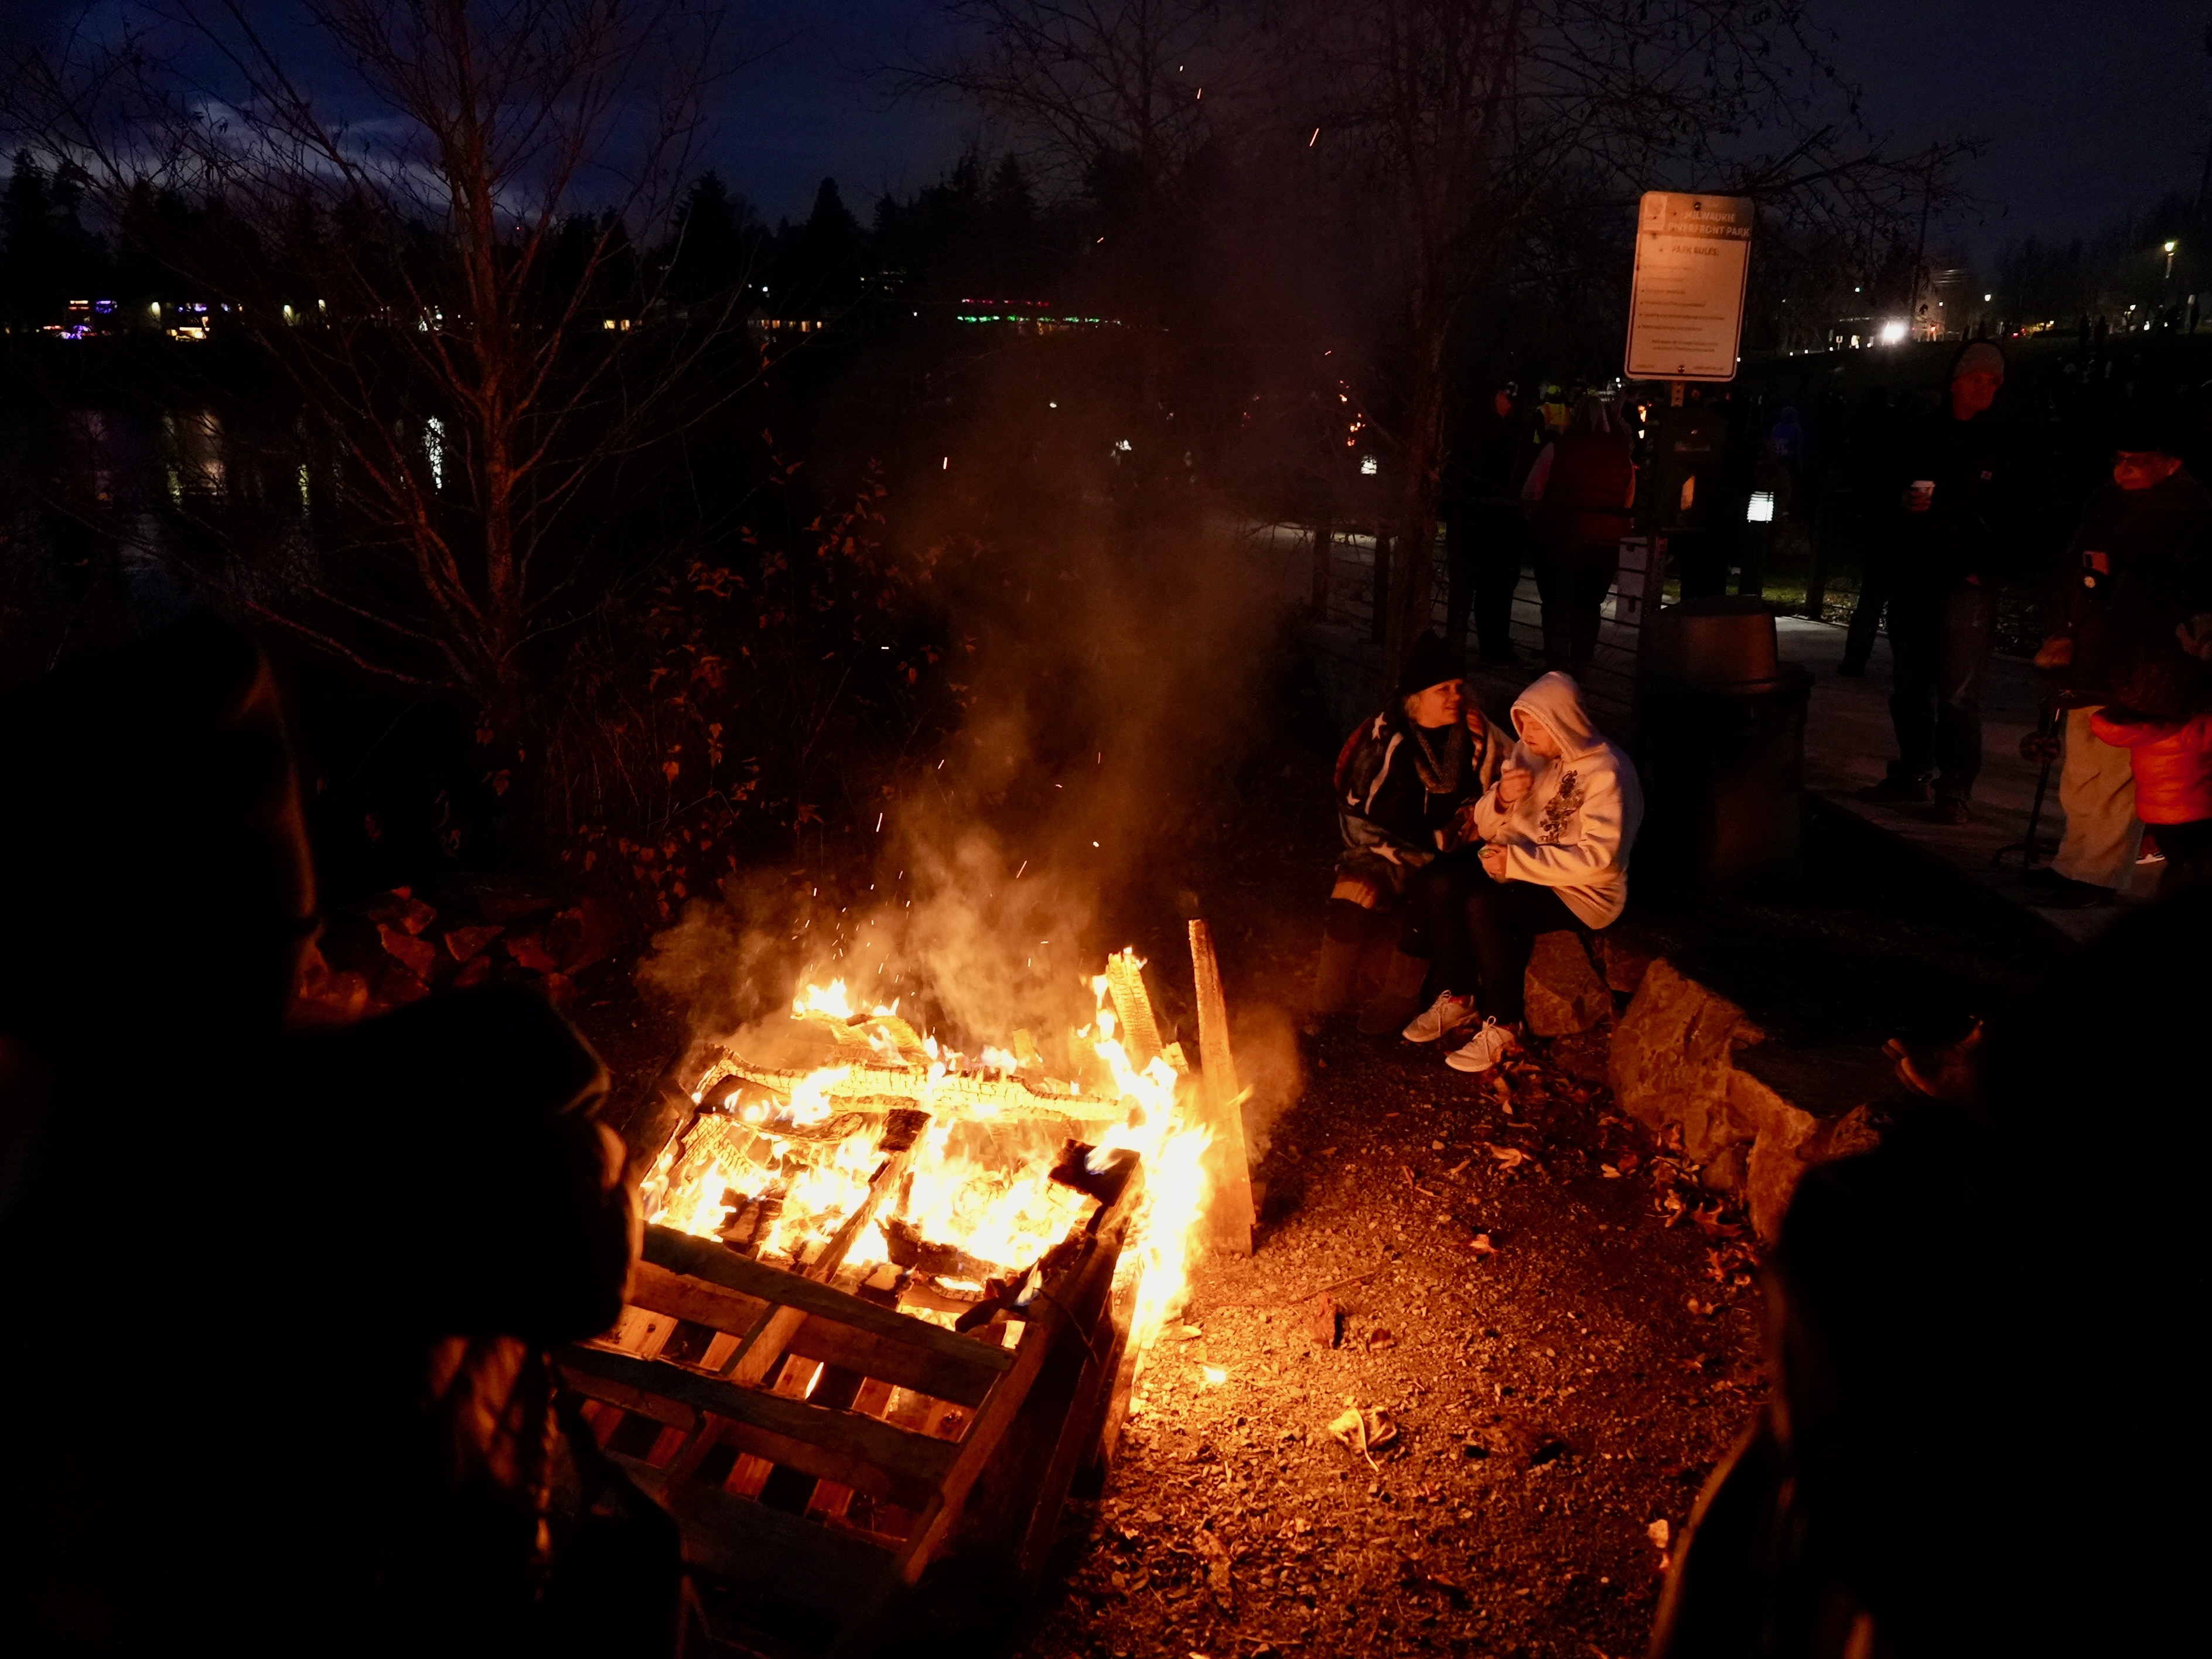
[564, 940, 1255, 1656]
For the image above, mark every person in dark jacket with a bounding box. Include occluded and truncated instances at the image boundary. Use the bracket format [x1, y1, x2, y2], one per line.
[1441, 383, 1534, 667]
[2026, 397, 2212, 906]
[1651, 892, 2205, 1659]
[1858, 341, 2019, 822]
[1314, 630, 1507, 1031]
[0, 618, 669, 1657]
[1524, 394, 1636, 673]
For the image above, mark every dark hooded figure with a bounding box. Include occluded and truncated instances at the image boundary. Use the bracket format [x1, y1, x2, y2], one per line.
[0, 616, 674, 1657]
[1651, 890, 2205, 1659]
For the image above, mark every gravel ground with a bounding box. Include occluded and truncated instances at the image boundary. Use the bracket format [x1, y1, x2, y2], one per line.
[1011, 1014, 1769, 1659]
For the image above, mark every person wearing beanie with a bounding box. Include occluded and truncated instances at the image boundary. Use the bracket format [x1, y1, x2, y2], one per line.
[1857, 339, 2023, 824]
[2024, 392, 2212, 907]
[1315, 630, 1509, 1032]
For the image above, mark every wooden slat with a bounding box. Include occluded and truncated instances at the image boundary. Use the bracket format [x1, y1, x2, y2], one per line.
[657, 1474, 897, 1616]
[1189, 919, 1256, 1255]
[562, 1367, 699, 1432]
[642, 1226, 1014, 1377]
[624, 1258, 772, 1333]
[557, 1346, 960, 1496]
[783, 1313, 996, 1408]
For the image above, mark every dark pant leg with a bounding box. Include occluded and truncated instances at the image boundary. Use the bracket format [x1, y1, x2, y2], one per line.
[1412, 852, 1484, 992]
[1462, 879, 1579, 1022]
[1886, 588, 1942, 783]
[2152, 818, 2212, 893]
[1675, 530, 1729, 600]
[1443, 511, 1477, 670]
[1933, 582, 1999, 801]
[1473, 506, 1525, 663]
[1844, 544, 1893, 669]
[1570, 541, 1620, 671]
[1534, 537, 1575, 670]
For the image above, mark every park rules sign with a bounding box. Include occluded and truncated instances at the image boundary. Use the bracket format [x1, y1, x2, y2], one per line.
[1624, 192, 1753, 382]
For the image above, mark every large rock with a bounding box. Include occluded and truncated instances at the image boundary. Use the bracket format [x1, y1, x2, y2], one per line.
[1610, 958, 1892, 1241]
[1523, 931, 1610, 1036]
[1609, 960, 1762, 1161]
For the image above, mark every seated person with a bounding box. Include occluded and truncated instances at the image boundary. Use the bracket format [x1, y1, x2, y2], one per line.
[1315, 631, 1507, 1031]
[1402, 670, 1641, 1072]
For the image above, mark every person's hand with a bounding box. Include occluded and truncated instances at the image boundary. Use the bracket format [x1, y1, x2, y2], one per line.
[2179, 613, 2212, 662]
[1479, 844, 1508, 882]
[1497, 765, 1533, 805]
[2018, 730, 2061, 764]
[2033, 634, 2074, 671]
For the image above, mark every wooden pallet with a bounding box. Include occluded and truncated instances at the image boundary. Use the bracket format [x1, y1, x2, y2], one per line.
[559, 1177, 1141, 1658]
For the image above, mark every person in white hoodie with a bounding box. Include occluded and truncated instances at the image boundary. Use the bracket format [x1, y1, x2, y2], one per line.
[1397, 671, 1644, 1072]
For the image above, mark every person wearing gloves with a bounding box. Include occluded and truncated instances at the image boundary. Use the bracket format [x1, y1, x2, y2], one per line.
[1316, 630, 1509, 1033]
[1397, 671, 1643, 1072]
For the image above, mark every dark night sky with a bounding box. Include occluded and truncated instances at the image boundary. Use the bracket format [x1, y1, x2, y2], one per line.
[714, 0, 2212, 256]
[19, 1, 2212, 251]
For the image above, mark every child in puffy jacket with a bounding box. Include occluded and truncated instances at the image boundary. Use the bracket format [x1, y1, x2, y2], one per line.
[2088, 705, 2212, 892]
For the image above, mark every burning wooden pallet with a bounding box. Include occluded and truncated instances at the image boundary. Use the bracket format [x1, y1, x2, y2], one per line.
[564, 1172, 1138, 1657]
[566, 939, 1252, 1654]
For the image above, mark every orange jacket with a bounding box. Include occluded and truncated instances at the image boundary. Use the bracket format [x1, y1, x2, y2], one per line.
[2090, 707, 2212, 824]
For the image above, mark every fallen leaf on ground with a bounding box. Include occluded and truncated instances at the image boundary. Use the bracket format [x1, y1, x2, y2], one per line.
[1601, 1163, 1622, 1179]
[1691, 1204, 1742, 1238]
[1327, 1400, 1398, 1465]
[1459, 1234, 1497, 1255]
[1446, 1158, 1469, 1176]
[1487, 1143, 1528, 1168]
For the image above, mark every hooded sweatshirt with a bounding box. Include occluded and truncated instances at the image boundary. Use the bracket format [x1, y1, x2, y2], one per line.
[1471, 673, 1643, 927]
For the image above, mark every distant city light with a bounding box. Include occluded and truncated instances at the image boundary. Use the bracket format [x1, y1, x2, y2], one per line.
[1745, 490, 1775, 524]
[2166, 240, 2178, 254]
[1360, 455, 1379, 476]
[1879, 319, 1908, 345]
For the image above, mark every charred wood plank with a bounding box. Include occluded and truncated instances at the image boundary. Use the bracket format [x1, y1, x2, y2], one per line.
[641, 1226, 1016, 1378]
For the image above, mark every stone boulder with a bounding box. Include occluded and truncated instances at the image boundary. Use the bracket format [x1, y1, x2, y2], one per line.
[1609, 959, 1762, 1162]
[1609, 958, 1893, 1241]
[1523, 931, 1610, 1036]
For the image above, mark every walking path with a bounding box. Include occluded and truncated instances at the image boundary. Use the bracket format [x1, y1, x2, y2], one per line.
[1265, 523, 2150, 946]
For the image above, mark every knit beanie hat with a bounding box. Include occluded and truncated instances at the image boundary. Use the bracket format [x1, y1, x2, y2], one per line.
[2110, 388, 2194, 457]
[1951, 340, 2006, 384]
[1395, 630, 1462, 701]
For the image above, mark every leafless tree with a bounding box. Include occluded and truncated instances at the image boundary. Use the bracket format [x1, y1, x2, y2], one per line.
[1300, 0, 1977, 667]
[8, 1, 755, 761]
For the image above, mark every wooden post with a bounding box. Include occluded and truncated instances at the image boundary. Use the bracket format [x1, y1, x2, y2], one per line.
[1187, 919, 1255, 1256]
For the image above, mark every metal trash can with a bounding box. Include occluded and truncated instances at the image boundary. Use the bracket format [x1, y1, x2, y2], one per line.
[1636, 597, 1811, 888]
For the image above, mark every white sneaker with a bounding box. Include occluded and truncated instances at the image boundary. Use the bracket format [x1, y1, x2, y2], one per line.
[1445, 1018, 1521, 1073]
[1402, 991, 1480, 1043]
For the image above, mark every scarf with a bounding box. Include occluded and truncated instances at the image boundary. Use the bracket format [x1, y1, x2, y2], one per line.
[1405, 719, 1470, 798]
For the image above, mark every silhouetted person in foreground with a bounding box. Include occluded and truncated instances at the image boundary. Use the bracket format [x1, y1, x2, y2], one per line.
[1442, 383, 1535, 667]
[1525, 394, 1637, 674]
[1652, 890, 2205, 1658]
[0, 616, 673, 1656]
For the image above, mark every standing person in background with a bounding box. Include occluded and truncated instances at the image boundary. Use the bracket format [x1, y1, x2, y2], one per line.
[2026, 400, 2212, 907]
[1525, 394, 1636, 675]
[1442, 384, 1534, 668]
[1858, 342, 2019, 824]
[1840, 387, 1897, 676]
